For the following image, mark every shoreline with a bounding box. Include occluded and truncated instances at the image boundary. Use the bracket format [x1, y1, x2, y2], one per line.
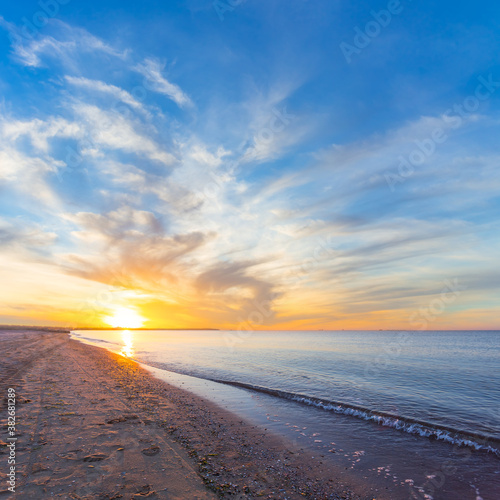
[0, 329, 375, 499]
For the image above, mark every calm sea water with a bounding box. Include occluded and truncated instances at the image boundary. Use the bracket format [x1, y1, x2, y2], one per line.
[72, 329, 500, 499]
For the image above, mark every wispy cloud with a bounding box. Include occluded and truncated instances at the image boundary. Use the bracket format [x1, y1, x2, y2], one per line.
[73, 104, 177, 166]
[0, 217, 57, 253]
[195, 259, 278, 324]
[65, 76, 148, 115]
[2, 115, 81, 153]
[0, 19, 127, 67]
[135, 58, 193, 108]
[0, 146, 62, 208]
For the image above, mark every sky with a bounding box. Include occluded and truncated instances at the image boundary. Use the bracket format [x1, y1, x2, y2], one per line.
[0, 0, 499, 330]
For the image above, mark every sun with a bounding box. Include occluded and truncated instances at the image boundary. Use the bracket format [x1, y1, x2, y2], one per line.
[103, 306, 145, 329]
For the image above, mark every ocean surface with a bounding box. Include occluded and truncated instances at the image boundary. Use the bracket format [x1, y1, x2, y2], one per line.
[72, 329, 500, 499]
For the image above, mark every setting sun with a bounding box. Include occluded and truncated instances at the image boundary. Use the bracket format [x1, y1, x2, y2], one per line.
[103, 307, 145, 329]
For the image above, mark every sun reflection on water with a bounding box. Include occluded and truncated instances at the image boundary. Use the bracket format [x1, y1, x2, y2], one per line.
[120, 330, 135, 358]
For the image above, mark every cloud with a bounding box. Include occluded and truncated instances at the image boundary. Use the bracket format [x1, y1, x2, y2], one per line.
[62, 207, 215, 299]
[0, 113, 76, 209]
[188, 144, 231, 167]
[0, 218, 57, 253]
[65, 76, 148, 115]
[241, 106, 310, 164]
[248, 112, 498, 228]
[0, 19, 127, 67]
[229, 79, 310, 163]
[66, 206, 165, 244]
[195, 259, 278, 323]
[100, 161, 203, 214]
[73, 104, 177, 166]
[2, 115, 81, 153]
[0, 147, 62, 207]
[135, 58, 193, 108]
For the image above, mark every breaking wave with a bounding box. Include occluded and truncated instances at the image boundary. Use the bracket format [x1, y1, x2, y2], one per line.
[209, 379, 500, 456]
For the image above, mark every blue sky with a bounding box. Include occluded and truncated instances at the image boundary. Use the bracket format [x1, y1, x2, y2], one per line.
[0, 0, 499, 329]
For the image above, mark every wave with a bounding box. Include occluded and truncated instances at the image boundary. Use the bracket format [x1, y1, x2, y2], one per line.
[204, 379, 500, 457]
[71, 334, 115, 345]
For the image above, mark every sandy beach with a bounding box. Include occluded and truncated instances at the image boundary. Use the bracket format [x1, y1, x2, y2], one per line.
[0, 329, 376, 500]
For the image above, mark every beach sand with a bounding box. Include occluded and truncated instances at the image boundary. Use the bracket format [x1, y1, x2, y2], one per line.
[0, 330, 377, 499]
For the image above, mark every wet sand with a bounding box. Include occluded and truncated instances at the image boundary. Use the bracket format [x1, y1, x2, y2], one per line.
[0, 329, 378, 499]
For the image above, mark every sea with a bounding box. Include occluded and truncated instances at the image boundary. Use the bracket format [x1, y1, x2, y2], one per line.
[71, 329, 500, 499]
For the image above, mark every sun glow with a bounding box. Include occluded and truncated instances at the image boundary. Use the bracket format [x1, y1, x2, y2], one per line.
[103, 307, 145, 329]
[119, 330, 135, 357]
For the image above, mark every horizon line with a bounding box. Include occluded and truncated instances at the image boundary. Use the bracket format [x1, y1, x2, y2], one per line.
[1, 325, 499, 332]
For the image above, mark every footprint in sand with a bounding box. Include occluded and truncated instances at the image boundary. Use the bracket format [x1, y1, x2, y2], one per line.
[141, 445, 160, 456]
[82, 453, 108, 462]
[106, 414, 139, 424]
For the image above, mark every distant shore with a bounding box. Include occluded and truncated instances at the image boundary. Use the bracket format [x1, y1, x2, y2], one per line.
[0, 325, 219, 331]
[0, 329, 374, 499]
